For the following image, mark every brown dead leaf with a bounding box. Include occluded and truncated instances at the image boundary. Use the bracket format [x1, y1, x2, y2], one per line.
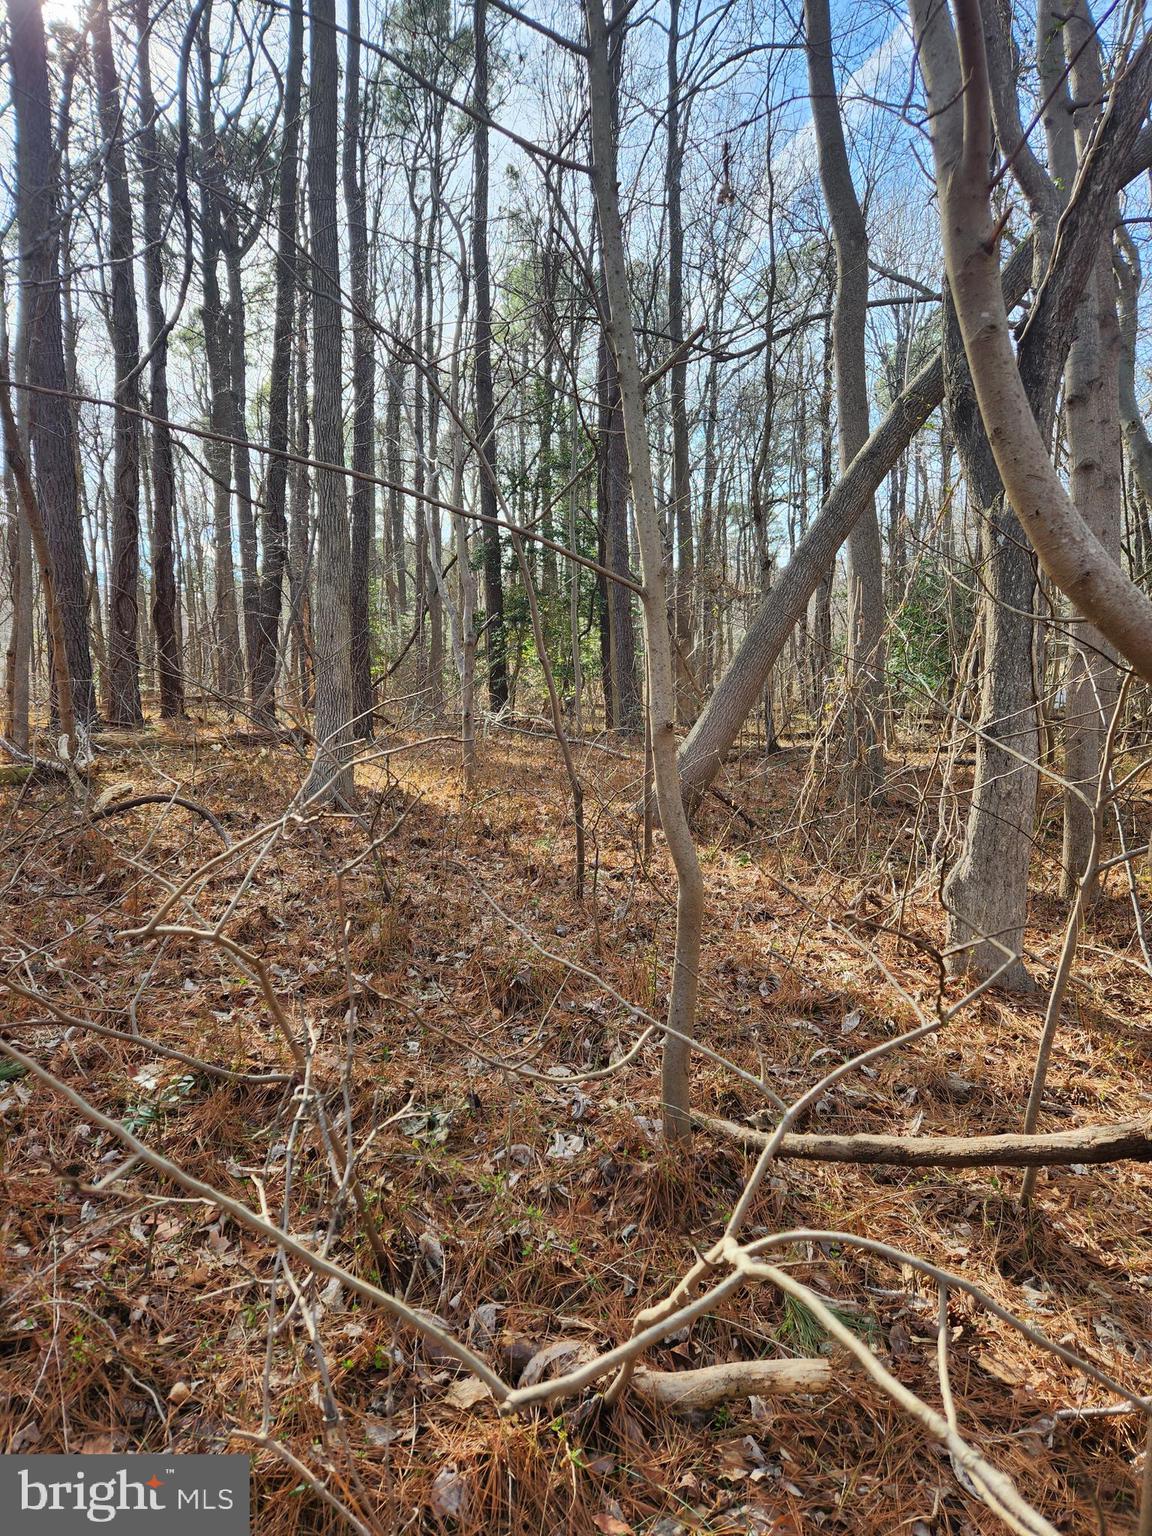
[591, 1515, 632, 1535]
[75, 1433, 116, 1454]
[429, 1464, 470, 1522]
[518, 1337, 597, 1388]
[443, 1376, 491, 1410]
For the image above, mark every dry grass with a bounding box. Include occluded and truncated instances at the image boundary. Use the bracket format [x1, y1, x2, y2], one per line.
[1, 719, 1149, 1535]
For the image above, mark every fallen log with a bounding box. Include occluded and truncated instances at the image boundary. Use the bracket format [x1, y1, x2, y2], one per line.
[631, 1358, 833, 1411]
[692, 1110, 1152, 1168]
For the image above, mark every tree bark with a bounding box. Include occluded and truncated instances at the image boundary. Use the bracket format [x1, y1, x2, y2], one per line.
[1115, 229, 1152, 510]
[1, 378, 77, 753]
[301, 0, 356, 804]
[6, 0, 95, 727]
[251, 0, 303, 720]
[912, 0, 1152, 687]
[197, 6, 243, 702]
[1059, 0, 1122, 895]
[666, 0, 694, 724]
[344, 0, 375, 737]
[599, 330, 642, 731]
[692, 1110, 1152, 1168]
[804, 0, 885, 792]
[587, 0, 705, 1142]
[93, 0, 143, 728]
[222, 221, 260, 697]
[135, 0, 184, 719]
[473, 0, 508, 713]
[2, 269, 31, 748]
[940, 292, 1037, 992]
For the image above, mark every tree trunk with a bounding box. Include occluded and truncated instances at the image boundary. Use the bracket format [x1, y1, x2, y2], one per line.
[301, 0, 356, 804]
[135, 0, 184, 719]
[1115, 228, 1152, 509]
[940, 293, 1037, 992]
[1059, 0, 1122, 895]
[2, 270, 31, 748]
[344, 0, 375, 737]
[197, 6, 243, 702]
[587, 0, 704, 1143]
[288, 292, 313, 713]
[598, 331, 642, 732]
[385, 360, 407, 621]
[222, 223, 260, 697]
[93, 0, 143, 728]
[804, 0, 885, 791]
[666, 0, 694, 723]
[911, 0, 1152, 687]
[472, 0, 508, 713]
[6, 0, 95, 727]
[251, 0, 303, 720]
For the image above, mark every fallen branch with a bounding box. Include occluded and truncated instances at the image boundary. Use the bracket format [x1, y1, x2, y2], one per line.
[631, 1358, 833, 1411]
[86, 792, 232, 845]
[692, 1110, 1152, 1168]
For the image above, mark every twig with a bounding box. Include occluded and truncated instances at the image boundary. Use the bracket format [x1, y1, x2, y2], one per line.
[0, 1033, 510, 1399]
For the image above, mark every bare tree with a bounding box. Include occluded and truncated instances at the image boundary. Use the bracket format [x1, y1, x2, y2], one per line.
[911, 0, 1152, 687]
[804, 0, 885, 791]
[252, 0, 304, 720]
[93, 0, 143, 728]
[135, 0, 184, 719]
[344, 0, 375, 737]
[6, 0, 95, 727]
[473, 0, 508, 713]
[302, 0, 356, 803]
[665, 0, 694, 723]
[197, 3, 244, 701]
[586, 0, 704, 1141]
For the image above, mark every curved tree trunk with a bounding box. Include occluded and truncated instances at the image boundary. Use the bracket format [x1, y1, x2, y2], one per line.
[909, 0, 1152, 688]
[677, 239, 1035, 810]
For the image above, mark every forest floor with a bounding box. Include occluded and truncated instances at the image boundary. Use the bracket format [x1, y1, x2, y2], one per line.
[1, 715, 1150, 1536]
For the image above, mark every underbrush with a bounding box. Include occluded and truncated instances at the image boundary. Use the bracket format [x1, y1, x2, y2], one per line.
[1, 723, 1149, 1535]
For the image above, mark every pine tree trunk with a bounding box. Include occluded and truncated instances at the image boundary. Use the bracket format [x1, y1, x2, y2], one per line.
[136, 0, 184, 719]
[473, 0, 508, 712]
[344, 0, 375, 737]
[223, 225, 260, 696]
[6, 0, 95, 727]
[197, 6, 243, 703]
[251, 0, 302, 720]
[301, 0, 355, 804]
